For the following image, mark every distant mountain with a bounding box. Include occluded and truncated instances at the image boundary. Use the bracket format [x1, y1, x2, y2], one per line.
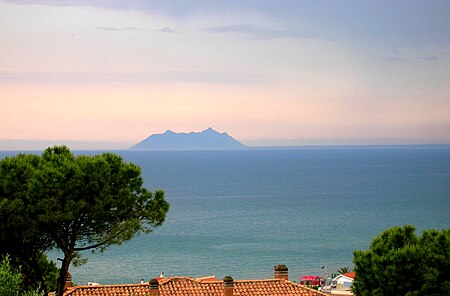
[130, 128, 247, 150]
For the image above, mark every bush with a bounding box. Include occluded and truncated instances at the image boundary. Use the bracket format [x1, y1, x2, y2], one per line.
[0, 256, 44, 296]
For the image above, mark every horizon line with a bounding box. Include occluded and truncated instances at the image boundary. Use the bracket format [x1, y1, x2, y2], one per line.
[0, 141, 449, 152]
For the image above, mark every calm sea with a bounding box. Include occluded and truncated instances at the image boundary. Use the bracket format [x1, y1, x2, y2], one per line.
[1, 148, 450, 284]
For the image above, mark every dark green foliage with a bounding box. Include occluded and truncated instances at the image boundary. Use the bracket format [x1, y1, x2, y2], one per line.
[0, 153, 56, 293]
[352, 225, 450, 296]
[0, 256, 44, 296]
[38, 256, 59, 292]
[418, 228, 450, 295]
[0, 256, 22, 296]
[337, 266, 351, 274]
[0, 146, 169, 296]
[0, 254, 59, 294]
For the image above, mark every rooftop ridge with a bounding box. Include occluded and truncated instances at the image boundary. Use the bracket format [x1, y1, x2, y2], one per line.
[157, 276, 191, 284]
[63, 282, 147, 294]
[195, 275, 221, 282]
[64, 275, 330, 296]
[234, 278, 284, 283]
[285, 280, 330, 296]
[160, 277, 294, 284]
[196, 275, 218, 279]
[63, 283, 149, 296]
[66, 283, 148, 289]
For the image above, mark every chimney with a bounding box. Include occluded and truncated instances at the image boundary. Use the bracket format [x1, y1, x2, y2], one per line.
[274, 265, 288, 280]
[149, 278, 159, 296]
[65, 272, 73, 289]
[223, 276, 234, 296]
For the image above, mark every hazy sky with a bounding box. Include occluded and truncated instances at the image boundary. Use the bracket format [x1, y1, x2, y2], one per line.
[1, 0, 450, 149]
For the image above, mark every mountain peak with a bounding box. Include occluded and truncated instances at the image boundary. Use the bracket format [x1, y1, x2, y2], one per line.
[203, 127, 217, 133]
[130, 128, 246, 150]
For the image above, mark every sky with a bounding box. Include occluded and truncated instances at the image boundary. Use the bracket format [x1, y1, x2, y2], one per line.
[1, 0, 450, 149]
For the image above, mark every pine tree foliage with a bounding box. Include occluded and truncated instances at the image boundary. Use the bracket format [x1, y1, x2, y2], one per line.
[353, 225, 450, 296]
[0, 256, 44, 296]
[0, 146, 169, 296]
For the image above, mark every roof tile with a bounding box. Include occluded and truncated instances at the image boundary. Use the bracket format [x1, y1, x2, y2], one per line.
[64, 277, 327, 296]
[343, 272, 356, 279]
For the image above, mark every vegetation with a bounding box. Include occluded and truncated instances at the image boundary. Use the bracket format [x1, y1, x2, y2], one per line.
[0, 152, 58, 293]
[0, 256, 44, 296]
[352, 225, 450, 296]
[0, 146, 169, 296]
[337, 266, 351, 274]
[331, 266, 352, 280]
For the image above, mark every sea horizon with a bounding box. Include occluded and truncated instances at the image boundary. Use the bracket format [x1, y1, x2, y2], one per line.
[1, 143, 450, 152]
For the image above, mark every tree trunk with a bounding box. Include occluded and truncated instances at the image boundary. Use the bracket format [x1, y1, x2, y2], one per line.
[56, 252, 73, 296]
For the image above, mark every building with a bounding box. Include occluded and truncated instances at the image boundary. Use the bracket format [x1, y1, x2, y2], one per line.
[63, 265, 327, 296]
[299, 275, 324, 287]
[332, 272, 355, 289]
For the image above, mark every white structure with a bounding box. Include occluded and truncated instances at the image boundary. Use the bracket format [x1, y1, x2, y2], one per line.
[333, 272, 355, 288]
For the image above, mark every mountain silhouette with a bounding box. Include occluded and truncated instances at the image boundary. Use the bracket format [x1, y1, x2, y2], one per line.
[130, 128, 247, 150]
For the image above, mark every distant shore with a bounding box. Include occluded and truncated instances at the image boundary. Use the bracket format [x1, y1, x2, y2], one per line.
[1, 141, 449, 152]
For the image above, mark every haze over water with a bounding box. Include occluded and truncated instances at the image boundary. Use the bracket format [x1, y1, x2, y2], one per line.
[5, 147, 445, 284]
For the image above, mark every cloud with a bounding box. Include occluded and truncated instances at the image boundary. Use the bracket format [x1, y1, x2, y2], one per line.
[3, 0, 450, 46]
[202, 24, 315, 40]
[385, 54, 443, 63]
[385, 56, 405, 62]
[418, 55, 441, 63]
[96, 26, 121, 31]
[96, 26, 146, 32]
[159, 27, 177, 34]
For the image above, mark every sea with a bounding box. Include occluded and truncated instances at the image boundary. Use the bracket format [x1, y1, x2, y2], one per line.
[1, 147, 449, 284]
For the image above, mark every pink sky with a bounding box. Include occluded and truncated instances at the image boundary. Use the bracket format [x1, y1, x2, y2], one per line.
[1, 1, 450, 149]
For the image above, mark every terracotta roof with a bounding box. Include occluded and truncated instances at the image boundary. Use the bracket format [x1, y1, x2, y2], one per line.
[343, 272, 355, 279]
[196, 276, 221, 282]
[64, 277, 327, 296]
